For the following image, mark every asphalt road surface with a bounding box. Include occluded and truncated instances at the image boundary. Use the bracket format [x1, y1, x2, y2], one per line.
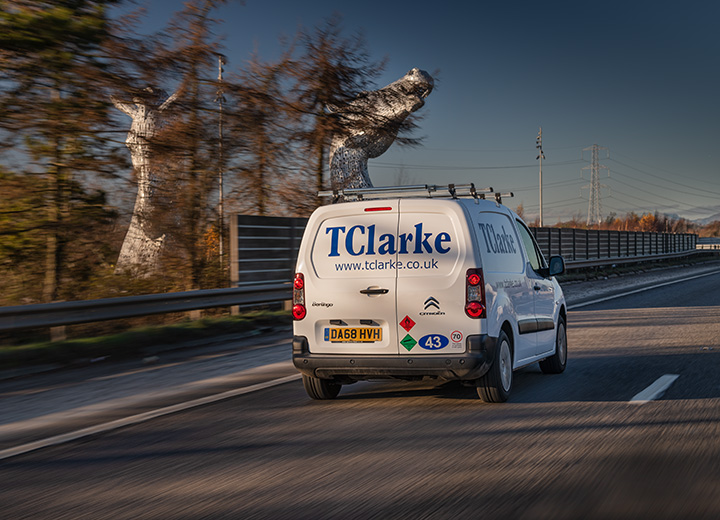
[1, 271, 719, 519]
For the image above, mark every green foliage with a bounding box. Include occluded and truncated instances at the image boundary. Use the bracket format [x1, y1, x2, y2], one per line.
[0, 2, 424, 306]
[0, 309, 291, 368]
[0, 168, 46, 303]
[0, 0, 127, 303]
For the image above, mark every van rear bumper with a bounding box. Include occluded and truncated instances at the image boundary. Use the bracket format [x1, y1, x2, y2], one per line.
[292, 334, 497, 381]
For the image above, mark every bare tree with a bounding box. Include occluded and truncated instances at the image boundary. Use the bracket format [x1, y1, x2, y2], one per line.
[158, 0, 234, 290]
[289, 15, 387, 195]
[226, 50, 302, 215]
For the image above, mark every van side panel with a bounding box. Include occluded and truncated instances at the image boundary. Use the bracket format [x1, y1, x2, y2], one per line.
[466, 206, 537, 363]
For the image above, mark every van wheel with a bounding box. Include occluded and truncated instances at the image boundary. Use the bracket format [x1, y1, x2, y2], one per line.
[477, 330, 513, 403]
[539, 316, 567, 374]
[302, 374, 342, 400]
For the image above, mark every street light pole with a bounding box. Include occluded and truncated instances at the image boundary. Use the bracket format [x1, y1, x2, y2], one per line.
[536, 127, 545, 227]
[216, 54, 226, 267]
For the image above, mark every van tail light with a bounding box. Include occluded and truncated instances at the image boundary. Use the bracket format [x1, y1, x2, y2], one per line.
[465, 268, 486, 319]
[293, 273, 306, 320]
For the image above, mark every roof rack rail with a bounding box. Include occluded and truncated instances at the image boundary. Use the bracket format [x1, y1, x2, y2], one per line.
[318, 183, 513, 202]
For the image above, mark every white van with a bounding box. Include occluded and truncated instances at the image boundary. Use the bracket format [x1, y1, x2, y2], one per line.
[292, 184, 567, 402]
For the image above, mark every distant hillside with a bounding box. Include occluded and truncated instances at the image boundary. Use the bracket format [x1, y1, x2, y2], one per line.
[695, 213, 720, 226]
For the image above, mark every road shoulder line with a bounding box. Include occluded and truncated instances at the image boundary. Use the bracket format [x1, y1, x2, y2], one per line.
[630, 374, 680, 403]
[567, 270, 720, 309]
[0, 373, 301, 461]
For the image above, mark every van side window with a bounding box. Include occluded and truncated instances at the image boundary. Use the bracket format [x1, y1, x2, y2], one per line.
[515, 220, 546, 272]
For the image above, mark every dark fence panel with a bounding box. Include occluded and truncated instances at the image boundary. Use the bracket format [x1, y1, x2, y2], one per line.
[0, 222, 702, 333]
[229, 216, 698, 287]
[230, 214, 308, 287]
[230, 215, 698, 287]
[530, 227, 697, 263]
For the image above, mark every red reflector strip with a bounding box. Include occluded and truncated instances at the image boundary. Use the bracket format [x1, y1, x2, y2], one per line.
[364, 207, 393, 212]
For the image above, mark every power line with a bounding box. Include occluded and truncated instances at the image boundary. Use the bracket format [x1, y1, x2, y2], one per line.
[524, 196, 587, 210]
[371, 159, 584, 170]
[608, 162, 720, 199]
[611, 151, 720, 189]
[607, 193, 677, 215]
[607, 170, 716, 207]
[420, 144, 587, 153]
[513, 178, 586, 193]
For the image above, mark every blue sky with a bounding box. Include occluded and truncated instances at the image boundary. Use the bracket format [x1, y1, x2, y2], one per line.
[136, 0, 720, 223]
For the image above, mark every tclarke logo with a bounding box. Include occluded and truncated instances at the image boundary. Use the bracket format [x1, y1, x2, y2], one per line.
[420, 296, 445, 316]
[478, 223, 517, 255]
[325, 223, 452, 257]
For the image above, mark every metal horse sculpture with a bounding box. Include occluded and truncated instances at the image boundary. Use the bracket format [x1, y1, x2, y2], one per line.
[329, 68, 434, 191]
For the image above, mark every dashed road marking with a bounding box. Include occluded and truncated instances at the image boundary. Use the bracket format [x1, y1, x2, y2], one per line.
[630, 374, 679, 403]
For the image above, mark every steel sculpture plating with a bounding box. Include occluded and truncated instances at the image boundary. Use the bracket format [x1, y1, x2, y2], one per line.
[112, 87, 178, 272]
[329, 68, 434, 191]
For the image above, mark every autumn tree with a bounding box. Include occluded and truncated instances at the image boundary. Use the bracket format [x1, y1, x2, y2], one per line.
[150, 0, 236, 290]
[226, 51, 302, 215]
[288, 15, 387, 194]
[0, 0, 126, 303]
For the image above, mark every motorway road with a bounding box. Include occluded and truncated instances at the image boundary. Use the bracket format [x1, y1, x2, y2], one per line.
[1, 270, 719, 519]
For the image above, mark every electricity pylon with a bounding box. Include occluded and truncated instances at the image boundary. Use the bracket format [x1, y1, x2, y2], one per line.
[582, 144, 609, 225]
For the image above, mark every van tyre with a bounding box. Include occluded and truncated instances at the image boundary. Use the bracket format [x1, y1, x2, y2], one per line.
[539, 316, 567, 374]
[302, 374, 342, 400]
[477, 330, 513, 403]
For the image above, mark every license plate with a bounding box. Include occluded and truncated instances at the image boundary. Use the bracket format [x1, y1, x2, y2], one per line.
[324, 327, 382, 343]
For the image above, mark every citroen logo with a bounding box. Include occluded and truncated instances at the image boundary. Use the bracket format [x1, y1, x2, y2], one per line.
[424, 297, 440, 310]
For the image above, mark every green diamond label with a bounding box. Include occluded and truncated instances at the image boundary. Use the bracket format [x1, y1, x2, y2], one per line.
[401, 334, 417, 351]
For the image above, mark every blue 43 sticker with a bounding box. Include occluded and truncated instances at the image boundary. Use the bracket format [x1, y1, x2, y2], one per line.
[419, 334, 449, 350]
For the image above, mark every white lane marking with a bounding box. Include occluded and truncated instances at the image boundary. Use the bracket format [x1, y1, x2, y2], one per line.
[0, 361, 295, 436]
[630, 374, 680, 404]
[0, 373, 302, 461]
[568, 269, 720, 310]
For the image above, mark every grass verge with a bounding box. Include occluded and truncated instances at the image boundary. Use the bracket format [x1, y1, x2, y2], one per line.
[0, 310, 291, 370]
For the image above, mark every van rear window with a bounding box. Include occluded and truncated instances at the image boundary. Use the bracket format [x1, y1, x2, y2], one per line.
[474, 212, 524, 273]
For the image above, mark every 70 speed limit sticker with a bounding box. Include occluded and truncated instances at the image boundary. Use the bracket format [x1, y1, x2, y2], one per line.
[450, 330, 463, 350]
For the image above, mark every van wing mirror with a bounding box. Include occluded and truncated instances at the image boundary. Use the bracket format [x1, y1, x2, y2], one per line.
[548, 255, 565, 277]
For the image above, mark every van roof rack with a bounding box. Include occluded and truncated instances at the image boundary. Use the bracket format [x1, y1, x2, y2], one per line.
[318, 183, 514, 203]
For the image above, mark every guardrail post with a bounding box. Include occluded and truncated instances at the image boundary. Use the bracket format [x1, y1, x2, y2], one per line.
[230, 214, 239, 287]
[50, 325, 67, 342]
[557, 228, 562, 257]
[586, 229, 589, 259]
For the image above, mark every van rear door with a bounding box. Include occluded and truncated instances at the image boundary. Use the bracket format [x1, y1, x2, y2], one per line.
[303, 201, 400, 355]
[395, 199, 471, 355]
